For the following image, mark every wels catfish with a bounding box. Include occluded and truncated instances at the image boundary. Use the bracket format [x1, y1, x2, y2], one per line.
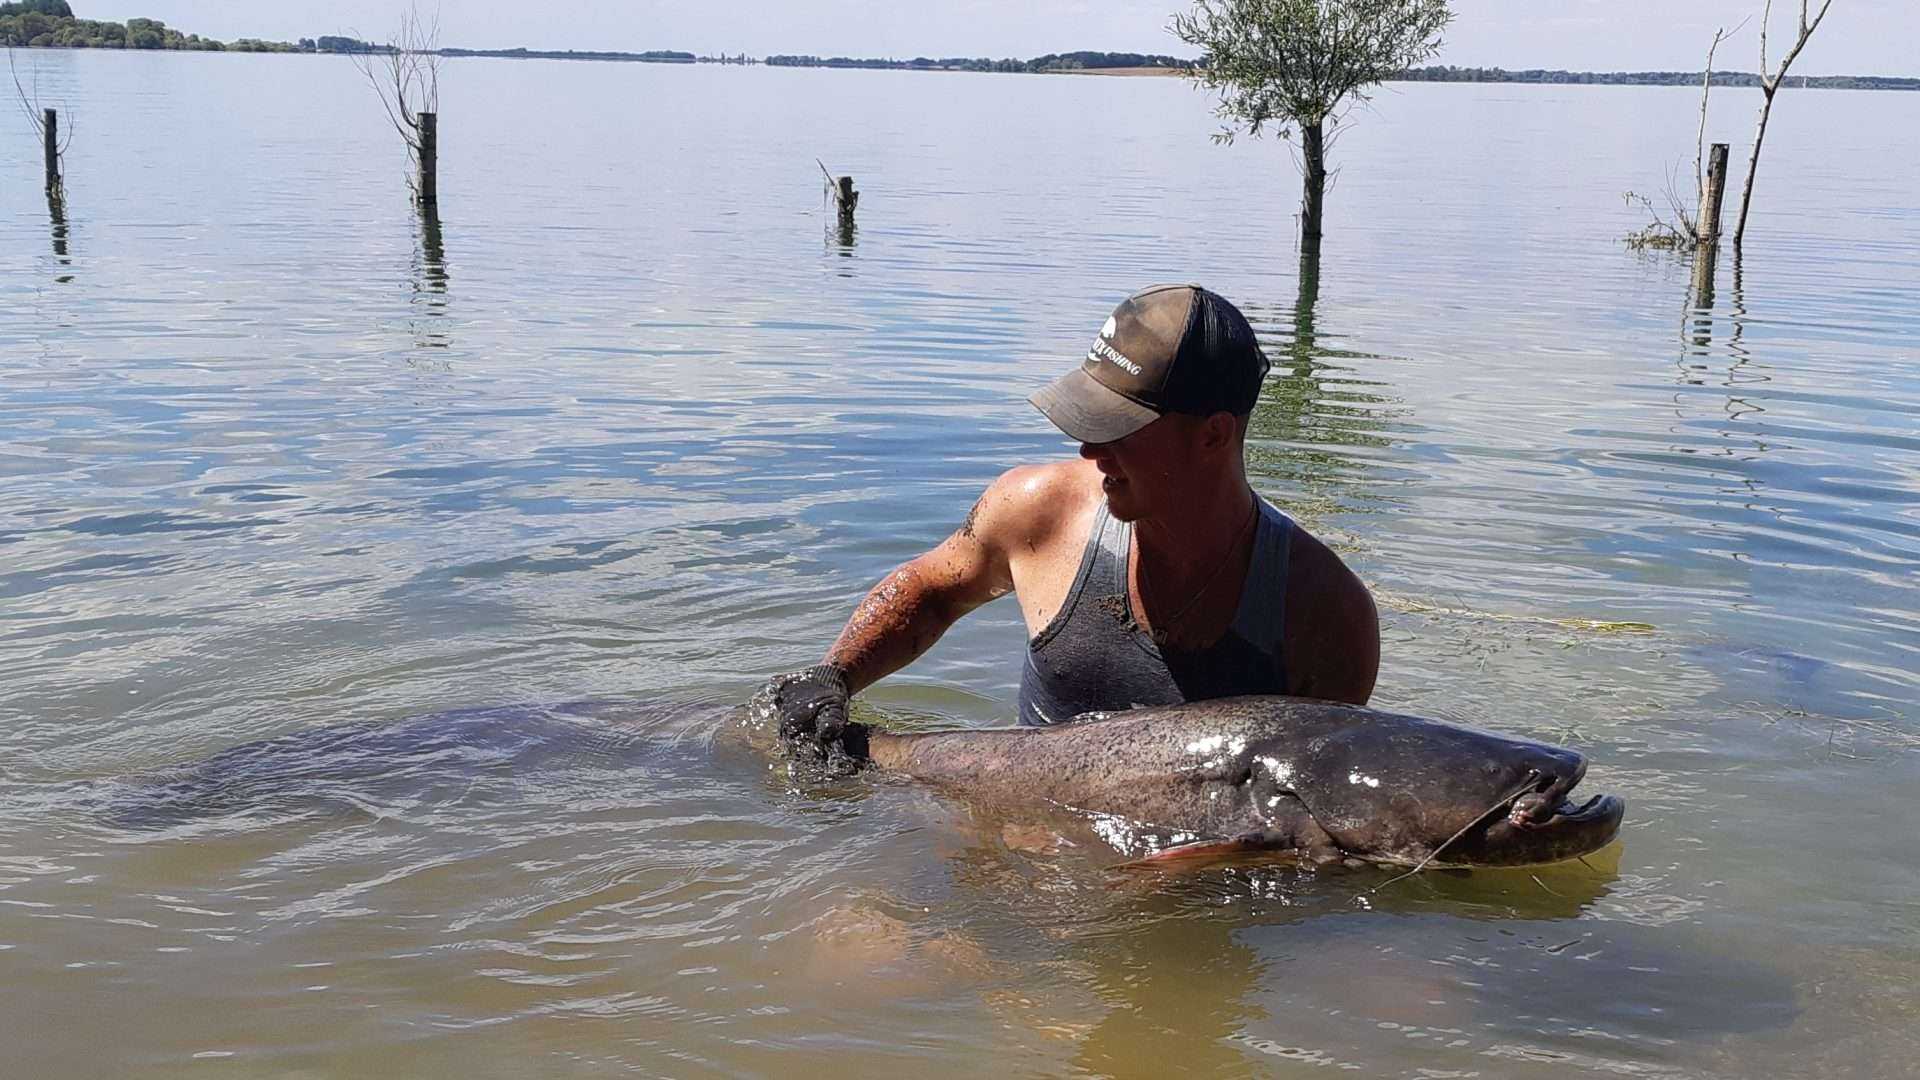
[801, 695, 1625, 869]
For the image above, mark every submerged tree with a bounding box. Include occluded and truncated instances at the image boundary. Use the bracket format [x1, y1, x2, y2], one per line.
[10, 45, 70, 201]
[1173, 0, 1451, 252]
[349, 6, 441, 204]
[1732, 0, 1834, 246]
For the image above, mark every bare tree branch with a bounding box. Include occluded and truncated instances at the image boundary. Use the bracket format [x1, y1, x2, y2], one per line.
[348, 5, 442, 197]
[1733, 0, 1835, 246]
[1695, 18, 1749, 210]
[9, 45, 46, 136]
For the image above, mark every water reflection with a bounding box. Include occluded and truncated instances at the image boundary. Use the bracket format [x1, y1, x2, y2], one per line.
[46, 188, 72, 284]
[1059, 856, 1619, 1074]
[1690, 239, 1719, 311]
[410, 203, 450, 348]
[1242, 249, 1401, 525]
[829, 213, 857, 253]
[1071, 915, 1264, 1075]
[824, 204, 857, 276]
[1676, 247, 1772, 448]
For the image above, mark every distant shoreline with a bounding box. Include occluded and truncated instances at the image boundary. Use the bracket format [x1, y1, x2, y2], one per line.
[1068, 67, 1187, 77]
[6, 44, 1914, 91]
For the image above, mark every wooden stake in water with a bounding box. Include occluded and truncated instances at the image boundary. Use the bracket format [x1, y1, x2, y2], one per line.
[817, 159, 858, 220]
[416, 111, 437, 206]
[1691, 143, 1730, 306]
[43, 107, 60, 194]
[1696, 143, 1729, 247]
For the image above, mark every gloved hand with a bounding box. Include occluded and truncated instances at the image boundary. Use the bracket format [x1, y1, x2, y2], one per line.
[762, 664, 851, 749]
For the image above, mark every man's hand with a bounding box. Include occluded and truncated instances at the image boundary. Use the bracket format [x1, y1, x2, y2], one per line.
[763, 664, 851, 747]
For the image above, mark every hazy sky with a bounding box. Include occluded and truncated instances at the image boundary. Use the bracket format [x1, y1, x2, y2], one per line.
[90, 1, 1918, 76]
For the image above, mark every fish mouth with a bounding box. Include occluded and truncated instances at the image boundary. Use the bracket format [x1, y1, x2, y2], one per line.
[1505, 760, 1619, 829]
[1518, 792, 1625, 828]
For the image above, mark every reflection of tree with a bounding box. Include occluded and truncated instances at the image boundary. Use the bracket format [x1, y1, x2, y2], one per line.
[1675, 245, 1771, 447]
[46, 186, 71, 283]
[409, 202, 449, 349]
[823, 193, 856, 275]
[1242, 249, 1403, 527]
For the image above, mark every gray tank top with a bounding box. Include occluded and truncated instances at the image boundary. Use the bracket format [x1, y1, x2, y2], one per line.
[1017, 499, 1293, 725]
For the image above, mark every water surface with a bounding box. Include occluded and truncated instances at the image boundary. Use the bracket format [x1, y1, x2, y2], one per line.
[3, 52, 1918, 1077]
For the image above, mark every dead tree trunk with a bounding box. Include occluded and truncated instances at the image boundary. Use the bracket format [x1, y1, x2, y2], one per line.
[42, 107, 59, 194]
[1300, 118, 1326, 254]
[1691, 143, 1731, 305]
[415, 111, 437, 206]
[1732, 0, 1834, 247]
[1733, 88, 1777, 247]
[1698, 143, 1730, 246]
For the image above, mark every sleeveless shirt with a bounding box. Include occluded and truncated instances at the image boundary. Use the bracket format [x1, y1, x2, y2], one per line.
[1016, 499, 1294, 726]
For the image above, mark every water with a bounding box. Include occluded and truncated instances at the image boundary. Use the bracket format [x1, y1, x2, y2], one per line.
[3, 51, 1918, 1076]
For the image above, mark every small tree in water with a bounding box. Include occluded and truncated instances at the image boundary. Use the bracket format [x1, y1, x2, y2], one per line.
[1172, 0, 1451, 252]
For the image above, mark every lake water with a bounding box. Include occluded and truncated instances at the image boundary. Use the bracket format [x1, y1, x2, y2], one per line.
[3, 50, 1918, 1077]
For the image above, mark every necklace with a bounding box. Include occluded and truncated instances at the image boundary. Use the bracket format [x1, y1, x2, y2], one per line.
[1136, 494, 1259, 648]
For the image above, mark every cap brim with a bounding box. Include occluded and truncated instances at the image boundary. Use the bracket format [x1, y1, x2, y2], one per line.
[1028, 367, 1162, 444]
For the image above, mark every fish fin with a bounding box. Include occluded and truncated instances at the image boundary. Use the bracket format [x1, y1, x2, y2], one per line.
[1113, 832, 1292, 871]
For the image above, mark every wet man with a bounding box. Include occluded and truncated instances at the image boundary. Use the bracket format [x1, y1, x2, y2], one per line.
[767, 284, 1379, 746]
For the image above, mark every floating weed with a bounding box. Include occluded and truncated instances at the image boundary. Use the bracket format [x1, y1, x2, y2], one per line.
[1747, 701, 1920, 758]
[1378, 592, 1656, 636]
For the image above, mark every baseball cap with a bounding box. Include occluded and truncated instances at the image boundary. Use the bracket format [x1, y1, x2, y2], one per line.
[1029, 284, 1271, 444]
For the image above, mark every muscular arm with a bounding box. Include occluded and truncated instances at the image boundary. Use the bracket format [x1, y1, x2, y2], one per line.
[821, 468, 1055, 693]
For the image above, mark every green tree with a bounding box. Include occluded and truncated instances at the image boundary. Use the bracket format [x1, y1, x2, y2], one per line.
[1172, 0, 1451, 251]
[0, 1, 73, 16]
[126, 17, 163, 48]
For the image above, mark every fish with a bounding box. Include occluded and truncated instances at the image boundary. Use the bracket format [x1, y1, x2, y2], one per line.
[822, 695, 1624, 868]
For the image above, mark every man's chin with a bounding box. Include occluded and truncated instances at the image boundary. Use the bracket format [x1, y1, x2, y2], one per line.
[1102, 489, 1143, 522]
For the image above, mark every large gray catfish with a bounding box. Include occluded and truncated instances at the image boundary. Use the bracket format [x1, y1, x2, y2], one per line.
[826, 695, 1624, 869]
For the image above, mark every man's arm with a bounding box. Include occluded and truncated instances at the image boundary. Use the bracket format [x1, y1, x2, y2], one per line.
[763, 465, 1078, 750]
[1281, 527, 1380, 706]
[821, 472, 1033, 692]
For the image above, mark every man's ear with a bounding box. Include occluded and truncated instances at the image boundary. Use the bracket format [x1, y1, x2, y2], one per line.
[1199, 411, 1239, 454]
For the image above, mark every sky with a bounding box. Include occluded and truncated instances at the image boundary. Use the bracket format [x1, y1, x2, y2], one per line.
[86, 1, 1919, 76]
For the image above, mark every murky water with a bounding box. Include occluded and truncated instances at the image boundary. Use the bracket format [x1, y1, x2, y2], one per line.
[3, 52, 1918, 1076]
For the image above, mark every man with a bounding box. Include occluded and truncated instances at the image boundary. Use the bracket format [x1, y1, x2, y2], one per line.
[768, 284, 1378, 747]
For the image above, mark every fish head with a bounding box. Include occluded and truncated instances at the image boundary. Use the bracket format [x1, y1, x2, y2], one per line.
[1285, 713, 1625, 868]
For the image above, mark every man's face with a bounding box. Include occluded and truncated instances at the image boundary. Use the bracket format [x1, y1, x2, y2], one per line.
[1078, 413, 1212, 523]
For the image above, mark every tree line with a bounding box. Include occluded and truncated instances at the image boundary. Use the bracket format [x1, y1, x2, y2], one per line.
[1400, 64, 1917, 91]
[766, 51, 1196, 73]
[0, 4, 295, 51]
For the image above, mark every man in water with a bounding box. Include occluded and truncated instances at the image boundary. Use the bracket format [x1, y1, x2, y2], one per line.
[767, 284, 1379, 744]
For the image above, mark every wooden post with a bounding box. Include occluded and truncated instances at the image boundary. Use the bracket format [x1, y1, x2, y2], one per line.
[832, 175, 858, 241]
[1696, 143, 1729, 246]
[43, 108, 60, 194]
[1690, 143, 1729, 307]
[415, 111, 437, 206]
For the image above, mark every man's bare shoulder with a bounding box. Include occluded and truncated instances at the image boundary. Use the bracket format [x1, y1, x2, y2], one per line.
[1281, 521, 1380, 705]
[965, 460, 1100, 553]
